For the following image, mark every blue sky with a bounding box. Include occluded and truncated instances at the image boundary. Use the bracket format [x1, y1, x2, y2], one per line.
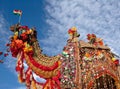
[0, 0, 120, 89]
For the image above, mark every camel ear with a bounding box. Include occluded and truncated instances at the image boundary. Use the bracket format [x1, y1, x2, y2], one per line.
[10, 23, 20, 32]
[10, 25, 16, 32]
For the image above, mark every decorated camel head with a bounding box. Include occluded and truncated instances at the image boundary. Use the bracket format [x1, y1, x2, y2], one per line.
[6, 24, 120, 89]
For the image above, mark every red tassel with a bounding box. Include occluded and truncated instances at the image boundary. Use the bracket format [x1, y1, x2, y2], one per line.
[52, 71, 61, 89]
[0, 60, 4, 63]
[43, 71, 61, 89]
[25, 67, 32, 87]
[0, 52, 3, 55]
[16, 52, 25, 83]
[4, 53, 9, 57]
[43, 79, 49, 88]
[50, 79, 54, 89]
[114, 60, 119, 65]
[6, 43, 10, 46]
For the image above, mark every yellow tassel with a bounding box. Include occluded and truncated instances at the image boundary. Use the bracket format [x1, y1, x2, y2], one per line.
[31, 80, 37, 89]
[71, 26, 77, 31]
[18, 74, 22, 83]
[115, 82, 120, 89]
[112, 57, 116, 61]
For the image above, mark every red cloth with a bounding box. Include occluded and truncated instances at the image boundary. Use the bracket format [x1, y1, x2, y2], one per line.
[68, 29, 75, 34]
[19, 26, 29, 30]
[28, 55, 59, 71]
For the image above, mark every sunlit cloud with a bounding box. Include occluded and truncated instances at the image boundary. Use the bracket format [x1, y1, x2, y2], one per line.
[41, 0, 120, 56]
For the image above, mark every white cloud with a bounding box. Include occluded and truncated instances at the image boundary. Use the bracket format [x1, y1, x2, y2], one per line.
[0, 13, 14, 67]
[41, 0, 120, 56]
[33, 73, 46, 83]
[24, 62, 46, 83]
[0, 14, 10, 44]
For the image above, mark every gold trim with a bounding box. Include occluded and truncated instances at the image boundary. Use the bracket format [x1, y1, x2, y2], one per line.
[25, 53, 60, 78]
[32, 41, 60, 67]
